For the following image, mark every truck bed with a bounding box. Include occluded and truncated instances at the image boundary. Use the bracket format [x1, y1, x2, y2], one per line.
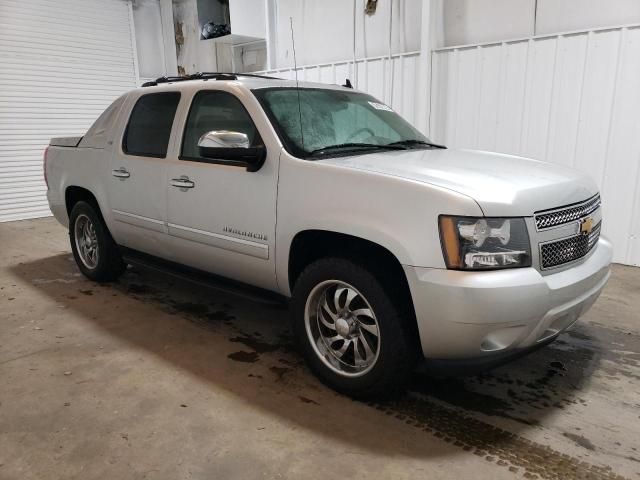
[50, 137, 83, 147]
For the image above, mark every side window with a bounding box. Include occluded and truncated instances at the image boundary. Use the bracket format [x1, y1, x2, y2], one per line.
[181, 90, 259, 160]
[86, 95, 126, 138]
[123, 92, 180, 158]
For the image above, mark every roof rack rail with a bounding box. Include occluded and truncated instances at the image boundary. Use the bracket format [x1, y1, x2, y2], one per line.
[142, 72, 282, 87]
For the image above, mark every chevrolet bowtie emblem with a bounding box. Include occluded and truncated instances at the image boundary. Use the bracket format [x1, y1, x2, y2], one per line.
[580, 217, 594, 235]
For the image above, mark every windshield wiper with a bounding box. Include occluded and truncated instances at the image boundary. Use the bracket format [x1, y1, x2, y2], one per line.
[387, 139, 447, 149]
[309, 142, 407, 156]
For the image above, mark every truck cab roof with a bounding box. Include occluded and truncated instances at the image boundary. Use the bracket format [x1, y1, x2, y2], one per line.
[138, 72, 352, 93]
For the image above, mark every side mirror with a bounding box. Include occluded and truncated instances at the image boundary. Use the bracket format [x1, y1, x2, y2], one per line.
[197, 130, 266, 172]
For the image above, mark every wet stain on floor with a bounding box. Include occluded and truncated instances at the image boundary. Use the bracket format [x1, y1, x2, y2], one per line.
[298, 395, 320, 405]
[172, 301, 209, 316]
[31, 260, 638, 480]
[370, 396, 625, 480]
[407, 376, 526, 423]
[126, 283, 154, 295]
[269, 366, 291, 382]
[563, 432, 596, 451]
[549, 361, 567, 371]
[230, 334, 280, 354]
[113, 266, 639, 479]
[227, 351, 260, 363]
[206, 310, 235, 323]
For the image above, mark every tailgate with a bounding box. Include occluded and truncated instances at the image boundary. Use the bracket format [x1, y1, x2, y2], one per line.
[50, 136, 83, 147]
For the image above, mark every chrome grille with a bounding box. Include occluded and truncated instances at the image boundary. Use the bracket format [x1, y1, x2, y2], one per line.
[535, 194, 601, 230]
[540, 221, 601, 269]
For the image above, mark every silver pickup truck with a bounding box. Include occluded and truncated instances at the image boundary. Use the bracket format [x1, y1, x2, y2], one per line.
[45, 73, 612, 397]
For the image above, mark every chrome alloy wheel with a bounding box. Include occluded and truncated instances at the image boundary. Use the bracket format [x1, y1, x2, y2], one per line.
[74, 214, 99, 269]
[304, 280, 381, 377]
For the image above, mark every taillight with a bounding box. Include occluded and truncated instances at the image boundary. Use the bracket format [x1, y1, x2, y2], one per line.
[43, 146, 50, 189]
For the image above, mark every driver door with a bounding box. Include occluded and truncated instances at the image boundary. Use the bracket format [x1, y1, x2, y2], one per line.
[165, 89, 279, 291]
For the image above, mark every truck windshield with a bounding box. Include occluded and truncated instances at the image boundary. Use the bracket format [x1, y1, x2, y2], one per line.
[252, 87, 442, 159]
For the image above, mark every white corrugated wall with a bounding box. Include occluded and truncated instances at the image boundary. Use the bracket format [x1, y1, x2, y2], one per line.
[430, 25, 640, 266]
[0, 0, 138, 222]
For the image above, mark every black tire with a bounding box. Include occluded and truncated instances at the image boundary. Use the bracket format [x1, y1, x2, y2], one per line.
[69, 201, 126, 282]
[291, 257, 418, 398]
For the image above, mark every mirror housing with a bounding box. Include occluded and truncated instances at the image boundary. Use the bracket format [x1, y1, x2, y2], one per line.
[197, 130, 266, 172]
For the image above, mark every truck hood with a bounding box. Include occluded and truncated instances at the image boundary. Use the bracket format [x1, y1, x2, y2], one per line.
[317, 148, 598, 216]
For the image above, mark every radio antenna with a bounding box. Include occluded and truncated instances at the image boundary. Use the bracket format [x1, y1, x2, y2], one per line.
[290, 17, 305, 149]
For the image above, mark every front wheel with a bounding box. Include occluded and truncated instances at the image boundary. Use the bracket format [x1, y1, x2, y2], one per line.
[69, 201, 126, 282]
[291, 258, 417, 398]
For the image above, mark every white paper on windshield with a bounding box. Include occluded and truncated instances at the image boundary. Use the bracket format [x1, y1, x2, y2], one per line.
[368, 101, 394, 112]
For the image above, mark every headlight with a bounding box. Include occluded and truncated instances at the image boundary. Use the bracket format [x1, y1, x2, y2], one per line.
[439, 216, 531, 270]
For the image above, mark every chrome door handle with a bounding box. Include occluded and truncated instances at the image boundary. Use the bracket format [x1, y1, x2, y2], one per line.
[170, 176, 195, 189]
[112, 168, 130, 179]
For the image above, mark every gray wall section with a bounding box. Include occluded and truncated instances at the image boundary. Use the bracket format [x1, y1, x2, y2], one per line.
[440, 0, 640, 47]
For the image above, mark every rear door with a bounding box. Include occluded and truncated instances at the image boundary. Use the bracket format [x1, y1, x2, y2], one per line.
[165, 88, 279, 291]
[108, 91, 180, 257]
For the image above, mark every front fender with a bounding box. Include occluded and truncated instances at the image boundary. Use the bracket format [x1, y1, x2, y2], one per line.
[274, 154, 482, 295]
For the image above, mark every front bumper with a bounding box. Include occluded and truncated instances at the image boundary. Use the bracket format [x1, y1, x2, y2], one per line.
[404, 237, 612, 359]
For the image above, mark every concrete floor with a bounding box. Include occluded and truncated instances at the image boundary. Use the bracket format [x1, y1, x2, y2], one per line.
[1, 218, 639, 480]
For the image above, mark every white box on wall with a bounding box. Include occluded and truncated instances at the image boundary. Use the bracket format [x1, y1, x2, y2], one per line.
[228, 0, 266, 41]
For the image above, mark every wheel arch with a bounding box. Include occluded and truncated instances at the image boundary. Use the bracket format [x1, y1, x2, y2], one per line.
[287, 229, 423, 357]
[65, 185, 101, 216]
[288, 230, 409, 289]
[289, 230, 417, 317]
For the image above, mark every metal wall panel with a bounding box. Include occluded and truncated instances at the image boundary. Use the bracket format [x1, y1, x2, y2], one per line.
[256, 51, 425, 127]
[0, 0, 138, 222]
[431, 25, 640, 266]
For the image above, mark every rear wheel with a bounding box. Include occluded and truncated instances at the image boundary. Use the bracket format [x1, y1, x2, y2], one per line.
[291, 257, 417, 398]
[69, 201, 126, 282]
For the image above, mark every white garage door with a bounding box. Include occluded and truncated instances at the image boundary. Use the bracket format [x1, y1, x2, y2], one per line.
[0, 0, 138, 222]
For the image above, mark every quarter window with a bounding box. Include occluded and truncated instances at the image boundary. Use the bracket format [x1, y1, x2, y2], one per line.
[181, 90, 259, 160]
[123, 92, 180, 158]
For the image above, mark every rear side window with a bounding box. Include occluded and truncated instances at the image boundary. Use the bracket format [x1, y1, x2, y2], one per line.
[80, 94, 127, 149]
[123, 92, 180, 158]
